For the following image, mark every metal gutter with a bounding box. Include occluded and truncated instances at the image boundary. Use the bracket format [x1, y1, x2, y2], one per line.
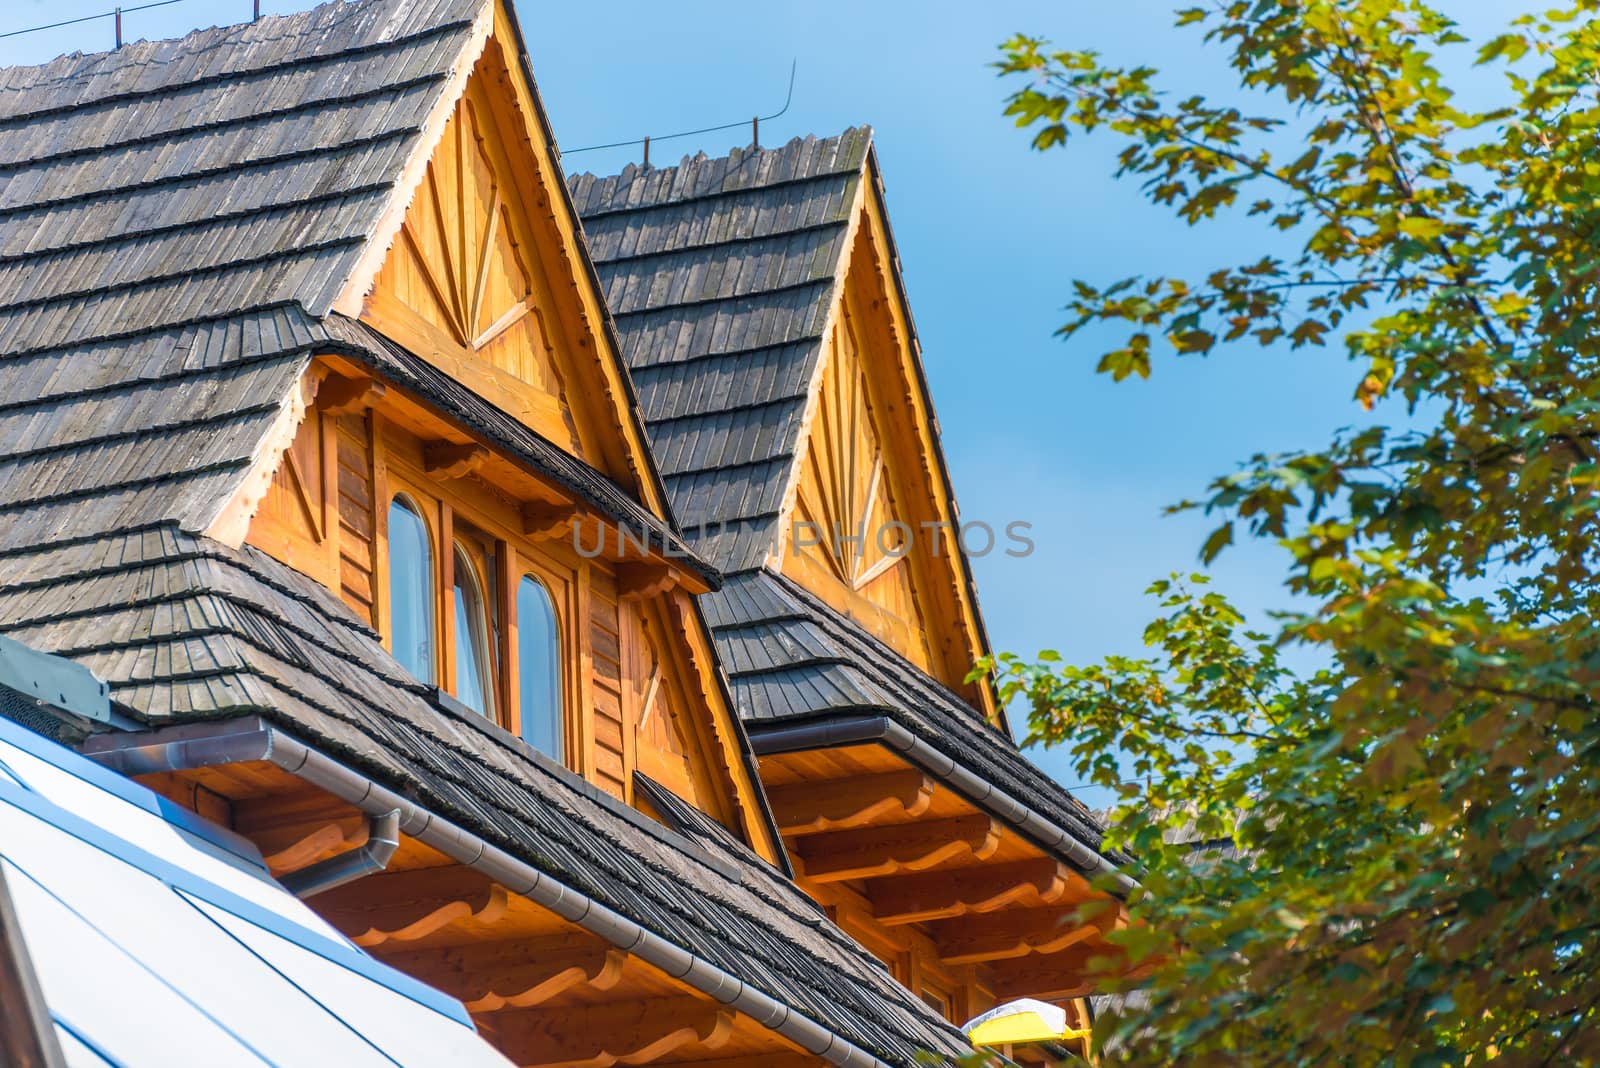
[84, 718, 907, 1068]
[281, 808, 400, 898]
[745, 715, 1139, 897]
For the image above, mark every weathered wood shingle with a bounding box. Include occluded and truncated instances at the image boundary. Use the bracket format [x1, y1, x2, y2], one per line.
[571, 131, 870, 569]
[0, 0, 485, 547]
[0, 525, 971, 1066]
[0, 3, 967, 1062]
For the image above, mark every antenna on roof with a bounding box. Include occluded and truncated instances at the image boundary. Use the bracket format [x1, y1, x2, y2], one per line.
[0, 0, 190, 46]
[563, 59, 797, 165]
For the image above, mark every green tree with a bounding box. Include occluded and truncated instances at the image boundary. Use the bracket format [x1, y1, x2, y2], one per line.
[986, 3, 1600, 1064]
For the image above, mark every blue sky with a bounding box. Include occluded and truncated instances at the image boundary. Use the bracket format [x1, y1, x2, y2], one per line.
[0, 0, 1525, 801]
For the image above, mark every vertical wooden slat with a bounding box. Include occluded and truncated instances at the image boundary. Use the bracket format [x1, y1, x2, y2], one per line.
[499, 539, 520, 736]
[439, 501, 457, 695]
[575, 558, 596, 781]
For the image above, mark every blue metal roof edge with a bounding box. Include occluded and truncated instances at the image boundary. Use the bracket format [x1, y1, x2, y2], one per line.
[0, 745, 475, 1029]
[0, 710, 268, 873]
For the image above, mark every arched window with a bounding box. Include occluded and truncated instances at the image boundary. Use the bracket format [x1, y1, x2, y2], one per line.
[387, 496, 434, 684]
[517, 576, 563, 759]
[452, 543, 496, 719]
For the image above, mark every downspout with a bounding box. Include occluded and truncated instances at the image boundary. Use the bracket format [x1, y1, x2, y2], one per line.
[745, 715, 1140, 897]
[83, 719, 909, 1068]
[280, 808, 400, 898]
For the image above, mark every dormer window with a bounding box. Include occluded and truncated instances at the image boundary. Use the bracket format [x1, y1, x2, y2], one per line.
[516, 576, 562, 760]
[387, 496, 434, 685]
[381, 478, 572, 762]
[451, 539, 497, 720]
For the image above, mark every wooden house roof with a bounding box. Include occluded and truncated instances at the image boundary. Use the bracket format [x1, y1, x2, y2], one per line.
[0, 1, 971, 1061]
[0, 0, 705, 578]
[569, 132, 867, 571]
[0, 526, 969, 1064]
[705, 570, 1118, 863]
[571, 135, 1121, 874]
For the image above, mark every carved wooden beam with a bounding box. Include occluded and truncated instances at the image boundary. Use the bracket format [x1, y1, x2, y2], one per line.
[423, 440, 489, 479]
[520, 499, 580, 541]
[986, 942, 1129, 1002]
[615, 562, 680, 602]
[315, 372, 387, 415]
[933, 903, 1120, 966]
[260, 820, 364, 874]
[485, 995, 734, 1067]
[868, 858, 1074, 926]
[380, 934, 624, 1012]
[769, 770, 933, 836]
[792, 814, 1000, 883]
[307, 866, 510, 948]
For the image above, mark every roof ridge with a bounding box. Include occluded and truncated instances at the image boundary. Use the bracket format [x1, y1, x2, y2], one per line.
[568, 126, 873, 213]
[0, 0, 477, 115]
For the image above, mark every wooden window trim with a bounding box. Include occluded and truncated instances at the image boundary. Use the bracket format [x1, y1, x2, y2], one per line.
[381, 440, 578, 764]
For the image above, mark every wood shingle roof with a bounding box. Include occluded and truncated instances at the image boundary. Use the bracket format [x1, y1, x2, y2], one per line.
[573, 133, 1123, 873]
[0, 2, 970, 1062]
[570, 131, 869, 570]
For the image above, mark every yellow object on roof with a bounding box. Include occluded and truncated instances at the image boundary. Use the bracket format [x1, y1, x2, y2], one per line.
[963, 998, 1093, 1046]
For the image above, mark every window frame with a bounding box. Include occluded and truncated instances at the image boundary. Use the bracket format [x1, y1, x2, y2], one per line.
[450, 535, 499, 721]
[514, 572, 565, 761]
[383, 492, 440, 687]
[381, 459, 576, 761]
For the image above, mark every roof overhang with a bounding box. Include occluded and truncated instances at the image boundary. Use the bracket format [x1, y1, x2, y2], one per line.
[84, 716, 924, 1068]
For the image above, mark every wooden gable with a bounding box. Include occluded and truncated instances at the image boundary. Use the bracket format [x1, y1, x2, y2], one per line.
[342, 19, 656, 494]
[368, 89, 583, 457]
[232, 2, 779, 867]
[788, 277, 936, 672]
[779, 196, 996, 718]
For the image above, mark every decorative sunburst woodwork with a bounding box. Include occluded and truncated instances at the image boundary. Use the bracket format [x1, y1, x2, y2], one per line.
[866, 858, 1078, 927]
[794, 309, 910, 590]
[368, 87, 581, 454]
[787, 302, 934, 671]
[791, 814, 1000, 883]
[768, 771, 933, 837]
[633, 629, 708, 812]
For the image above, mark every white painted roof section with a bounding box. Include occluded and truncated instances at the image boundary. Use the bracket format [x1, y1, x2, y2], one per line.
[0, 715, 514, 1067]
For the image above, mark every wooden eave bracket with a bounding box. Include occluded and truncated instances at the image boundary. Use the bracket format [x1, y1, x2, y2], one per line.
[986, 942, 1132, 1002]
[423, 439, 491, 479]
[932, 902, 1119, 966]
[520, 499, 580, 540]
[768, 770, 933, 836]
[616, 562, 681, 602]
[793, 813, 1000, 883]
[310, 866, 510, 947]
[867, 857, 1075, 927]
[315, 372, 387, 416]
[382, 934, 625, 1013]
[485, 994, 734, 1066]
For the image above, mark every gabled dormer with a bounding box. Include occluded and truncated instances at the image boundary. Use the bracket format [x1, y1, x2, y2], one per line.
[576, 131, 1131, 1042]
[573, 133, 999, 723]
[222, 0, 774, 859]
